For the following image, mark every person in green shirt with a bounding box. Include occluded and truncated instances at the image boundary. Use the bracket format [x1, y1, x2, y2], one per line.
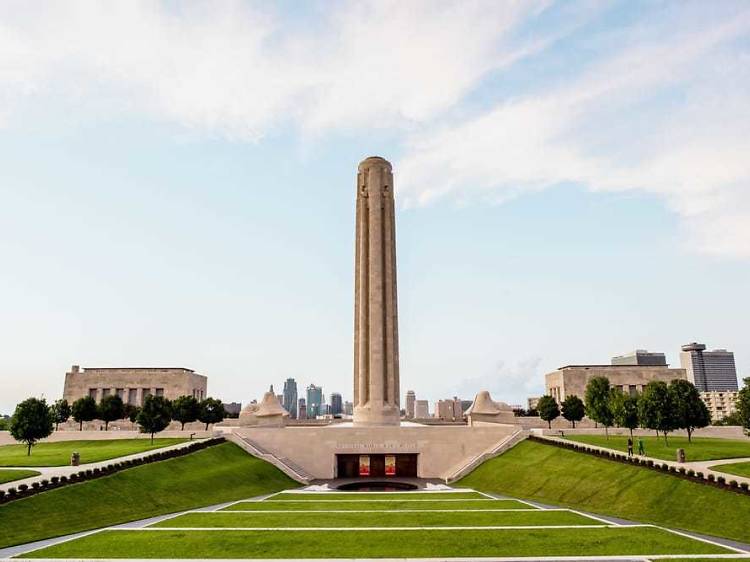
[637, 437, 645, 456]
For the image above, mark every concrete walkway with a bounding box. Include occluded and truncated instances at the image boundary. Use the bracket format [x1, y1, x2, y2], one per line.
[0, 439, 208, 493]
[540, 435, 750, 487]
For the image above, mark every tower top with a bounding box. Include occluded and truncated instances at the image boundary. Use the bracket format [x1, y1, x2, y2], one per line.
[358, 156, 392, 170]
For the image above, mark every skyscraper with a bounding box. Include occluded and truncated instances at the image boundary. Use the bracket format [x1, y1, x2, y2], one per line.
[306, 384, 323, 418]
[405, 390, 416, 419]
[298, 397, 307, 420]
[330, 392, 343, 415]
[611, 350, 667, 366]
[680, 343, 738, 392]
[283, 378, 298, 419]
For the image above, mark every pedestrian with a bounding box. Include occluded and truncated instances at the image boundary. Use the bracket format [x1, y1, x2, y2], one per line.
[627, 437, 634, 458]
[637, 437, 645, 456]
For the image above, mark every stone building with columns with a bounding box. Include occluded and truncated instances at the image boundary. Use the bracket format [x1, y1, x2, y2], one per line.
[63, 365, 207, 406]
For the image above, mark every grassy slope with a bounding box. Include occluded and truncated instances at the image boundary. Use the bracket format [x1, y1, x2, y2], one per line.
[0, 438, 187, 467]
[25, 527, 728, 558]
[713, 461, 750, 479]
[567, 435, 750, 462]
[154, 509, 599, 528]
[0, 469, 40, 484]
[459, 440, 750, 543]
[0, 442, 296, 548]
[223, 499, 529, 511]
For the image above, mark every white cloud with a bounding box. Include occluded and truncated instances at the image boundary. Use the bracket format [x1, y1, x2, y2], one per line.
[397, 7, 750, 258]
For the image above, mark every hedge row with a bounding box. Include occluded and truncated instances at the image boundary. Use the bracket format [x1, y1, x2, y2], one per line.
[0, 437, 225, 505]
[530, 435, 750, 496]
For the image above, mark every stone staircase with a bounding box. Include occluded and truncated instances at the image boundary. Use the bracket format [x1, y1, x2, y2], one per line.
[444, 428, 528, 483]
[228, 433, 313, 484]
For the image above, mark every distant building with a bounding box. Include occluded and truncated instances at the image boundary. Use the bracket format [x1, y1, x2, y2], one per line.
[612, 350, 667, 366]
[344, 401, 353, 416]
[298, 398, 307, 420]
[330, 393, 343, 415]
[283, 378, 298, 419]
[701, 391, 739, 421]
[222, 402, 242, 417]
[405, 390, 416, 419]
[306, 385, 323, 418]
[414, 400, 430, 418]
[63, 365, 207, 406]
[546, 364, 686, 403]
[680, 343, 738, 392]
[434, 397, 463, 421]
[527, 396, 540, 411]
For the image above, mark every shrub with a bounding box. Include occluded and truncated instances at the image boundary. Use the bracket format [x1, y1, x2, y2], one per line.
[740, 482, 749, 492]
[696, 471, 704, 479]
[717, 476, 726, 485]
[41, 479, 49, 486]
[7, 487, 17, 496]
[707, 473, 715, 482]
[50, 476, 59, 484]
[18, 484, 28, 492]
[31, 482, 40, 490]
[729, 480, 739, 488]
[686, 469, 695, 477]
[59, 476, 68, 483]
[668, 466, 677, 473]
[678, 467, 687, 475]
[646, 460, 654, 467]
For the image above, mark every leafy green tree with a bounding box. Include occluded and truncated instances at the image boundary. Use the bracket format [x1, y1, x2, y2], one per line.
[537, 395, 560, 429]
[98, 395, 125, 431]
[639, 380, 676, 443]
[584, 376, 614, 437]
[71, 396, 98, 431]
[10, 398, 54, 456]
[669, 379, 710, 442]
[123, 403, 140, 426]
[561, 395, 585, 428]
[610, 390, 640, 438]
[199, 398, 226, 430]
[172, 395, 200, 430]
[136, 395, 172, 443]
[735, 377, 750, 436]
[50, 399, 71, 431]
[0, 417, 9, 430]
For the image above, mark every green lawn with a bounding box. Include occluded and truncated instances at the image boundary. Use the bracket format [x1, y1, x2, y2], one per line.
[712, 461, 750, 479]
[153, 509, 598, 528]
[0, 438, 188, 467]
[269, 491, 485, 500]
[24, 527, 729, 558]
[0, 442, 297, 548]
[459, 440, 750, 543]
[566, 435, 750, 462]
[223, 499, 529, 511]
[0, 469, 40, 484]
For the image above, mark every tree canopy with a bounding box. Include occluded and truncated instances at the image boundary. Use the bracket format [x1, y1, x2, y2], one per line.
[669, 379, 710, 442]
[610, 390, 639, 437]
[172, 395, 200, 430]
[71, 396, 98, 430]
[199, 398, 226, 430]
[735, 377, 750, 436]
[561, 395, 584, 428]
[537, 395, 560, 429]
[98, 395, 125, 431]
[10, 397, 54, 455]
[639, 380, 676, 443]
[584, 376, 614, 436]
[50, 398, 71, 431]
[136, 395, 172, 443]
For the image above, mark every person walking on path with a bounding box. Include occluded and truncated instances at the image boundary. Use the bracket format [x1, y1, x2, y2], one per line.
[637, 437, 645, 456]
[627, 437, 634, 458]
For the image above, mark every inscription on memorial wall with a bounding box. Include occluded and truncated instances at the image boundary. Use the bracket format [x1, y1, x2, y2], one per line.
[335, 442, 418, 450]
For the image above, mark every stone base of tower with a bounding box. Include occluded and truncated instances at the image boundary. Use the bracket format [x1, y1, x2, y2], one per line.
[353, 402, 401, 427]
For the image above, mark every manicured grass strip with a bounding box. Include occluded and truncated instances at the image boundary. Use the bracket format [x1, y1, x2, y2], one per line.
[712, 461, 750, 479]
[0, 469, 40, 484]
[566, 435, 750, 462]
[223, 499, 532, 511]
[270, 491, 485, 500]
[459, 440, 750, 544]
[0, 443, 296, 549]
[24, 527, 730, 558]
[0, 438, 188, 467]
[152, 509, 598, 528]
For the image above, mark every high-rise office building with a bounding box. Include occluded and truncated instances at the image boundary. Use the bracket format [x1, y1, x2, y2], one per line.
[344, 401, 353, 416]
[680, 343, 738, 392]
[405, 390, 416, 419]
[283, 378, 298, 419]
[330, 392, 343, 415]
[306, 384, 323, 418]
[298, 397, 307, 420]
[611, 350, 667, 366]
[414, 400, 429, 419]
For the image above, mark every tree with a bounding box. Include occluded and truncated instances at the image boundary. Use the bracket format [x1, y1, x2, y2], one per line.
[98, 395, 125, 431]
[669, 379, 710, 442]
[50, 399, 71, 431]
[10, 398, 54, 456]
[537, 395, 560, 429]
[584, 376, 614, 438]
[172, 395, 200, 430]
[561, 395, 585, 428]
[639, 380, 676, 444]
[610, 390, 640, 438]
[734, 377, 750, 436]
[123, 404, 140, 427]
[71, 396, 98, 431]
[199, 397, 226, 430]
[136, 395, 172, 443]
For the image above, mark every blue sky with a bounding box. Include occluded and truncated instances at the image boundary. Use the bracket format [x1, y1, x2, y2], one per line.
[1, 1, 749, 413]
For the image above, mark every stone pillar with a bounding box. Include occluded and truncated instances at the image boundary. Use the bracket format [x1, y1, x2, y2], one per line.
[353, 156, 400, 426]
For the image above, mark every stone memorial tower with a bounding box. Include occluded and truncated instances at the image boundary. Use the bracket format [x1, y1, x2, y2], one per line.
[353, 156, 401, 426]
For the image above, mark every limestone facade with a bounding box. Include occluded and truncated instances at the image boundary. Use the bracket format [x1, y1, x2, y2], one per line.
[546, 365, 686, 402]
[63, 365, 207, 406]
